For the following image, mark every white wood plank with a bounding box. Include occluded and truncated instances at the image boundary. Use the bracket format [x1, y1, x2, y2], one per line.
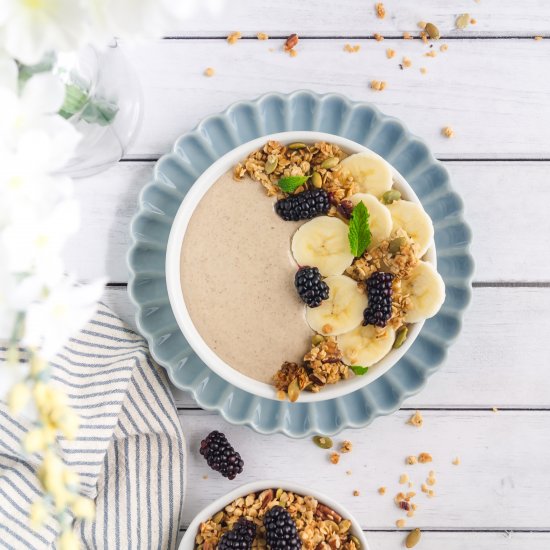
[173, 0, 550, 36]
[67, 161, 550, 282]
[175, 410, 550, 529]
[101, 286, 550, 409]
[121, 38, 550, 158]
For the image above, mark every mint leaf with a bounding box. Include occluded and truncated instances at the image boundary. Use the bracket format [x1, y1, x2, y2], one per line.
[350, 365, 369, 375]
[277, 175, 310, 193]
[348, 201, 371, 257]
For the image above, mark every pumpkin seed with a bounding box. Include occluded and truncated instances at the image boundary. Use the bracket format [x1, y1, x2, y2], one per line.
[425, 22, 440, 39]
[382, 189, 401, 204]
[456, 13, 470, 30]
[264, 154, 278, 174]
[349, 535, 361, 549]
[321, 156, 340, 169]
[288, 142, 307, 150]
[313, 435, 333, 449]
[393, 326, 408, 349]
[312, 333, 325, 346]
[212, 511, 224, 524]
[312, 171, 323, 188]
[389, 236, 406, 254]
[287, 378, 301, 402]
[276, 488, 283, 499]
[405, 528, 421, 548]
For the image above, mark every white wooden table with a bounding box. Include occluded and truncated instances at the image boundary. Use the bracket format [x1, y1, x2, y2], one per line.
[70, 2, 550, 548]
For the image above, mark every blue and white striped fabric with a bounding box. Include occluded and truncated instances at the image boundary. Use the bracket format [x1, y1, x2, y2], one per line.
[0, 303, 186, 549]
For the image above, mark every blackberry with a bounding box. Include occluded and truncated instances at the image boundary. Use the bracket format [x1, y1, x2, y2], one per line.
[264, 506, 302, 550]
[363, 272, 394, 328]
[294, 267, 329, 308]
[218, 518, 257, 550]
[199, 431, 244, 480]
[275, 189, 330, 221]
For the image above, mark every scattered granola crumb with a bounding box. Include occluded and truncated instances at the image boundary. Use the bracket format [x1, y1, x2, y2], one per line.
[375, 2, 386, 19]
[204, 67, 215, 77]
[289, 49, 298, 58]
[203, 475, 208, 480]
[386, 48, 396, 59]
[418, 21, 427, 29]
[425, 50, 437, 57]
[470, 18, 477, 24]
[428, 489, 436, 498]
[420, 67, 427, 75]
[330, 452, 341, 464]
[534, 36, 543, 41]
[399, 473, 409, 484]
[418, 453, 433, 464]
[402, 56, 412, 68]
[227, 31, 242, 45]
[346, 470, 352, 476]
[344, 43, 361, 53]
[276, 390, 286, 400]
[257, 32, 269, 40]
[341, 440, 353, 453]
[403, 32, 413, 40]
[378, 486, 387, 495]
[420, 31, 428, 44]
[408, 411, 424, 428]
[396, 519, 406, 528]
[492, 407, 499, 412]
[406, 455, 418, 465]
[427, 477, 436, 486]
[370, 80, 387, 91]
[322, 323, 333, 334]
[421, 483, 428, 493]
[440, 43, 449, 52]
[408, 481, 414, 489]
[452, 457, 461, 466]
[353, 490, 360, 497]
[374, 32, 384, 42]
[442, 126, 455, 138]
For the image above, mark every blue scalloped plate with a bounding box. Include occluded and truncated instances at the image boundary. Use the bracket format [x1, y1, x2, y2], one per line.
[127, 91, 473, 437]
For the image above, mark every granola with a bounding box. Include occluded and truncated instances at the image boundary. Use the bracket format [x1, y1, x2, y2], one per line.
[194, 489, 360, 550]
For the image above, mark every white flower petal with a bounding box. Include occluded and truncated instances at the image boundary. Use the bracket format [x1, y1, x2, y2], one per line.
[22, 73, 65, 114]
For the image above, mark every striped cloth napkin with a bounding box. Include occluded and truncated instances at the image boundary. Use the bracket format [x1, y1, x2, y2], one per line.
[0, 303, 185, 549]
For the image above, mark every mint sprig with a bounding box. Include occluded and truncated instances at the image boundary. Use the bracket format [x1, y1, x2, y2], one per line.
[277, 175, 310, 193]
[348, 201, 371, 257]
[350, 365, 369, 375]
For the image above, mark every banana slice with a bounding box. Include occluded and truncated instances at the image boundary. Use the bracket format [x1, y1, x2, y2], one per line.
[291, 216, 354, 277]
[350, 193, 393, 248]
[337, 324, 396, 367]
[339, 151, 393, 197]
[306, 275, 367, 336]
[387, 200, 434, 258]
[402, 261, 445, 323]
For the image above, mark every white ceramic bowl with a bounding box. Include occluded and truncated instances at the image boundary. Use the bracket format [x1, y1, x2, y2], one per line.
[166, 131, 436, 402]
[178, 480, 370, 550]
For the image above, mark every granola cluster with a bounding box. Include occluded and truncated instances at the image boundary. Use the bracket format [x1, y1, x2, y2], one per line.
[194, 489, 360, 550]
[234, 140, 356, 204]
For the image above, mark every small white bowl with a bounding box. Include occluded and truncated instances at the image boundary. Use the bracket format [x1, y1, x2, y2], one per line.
[178, 480, 370, 550]
[166, 131, 435, 402]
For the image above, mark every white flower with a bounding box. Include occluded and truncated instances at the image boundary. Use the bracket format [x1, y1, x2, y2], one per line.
[0, 0, 87, 65]
[23, 276, 106, 360]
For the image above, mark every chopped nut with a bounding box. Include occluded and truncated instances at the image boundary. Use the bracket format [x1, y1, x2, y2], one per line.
[353, 490, 360, 497]
[470, 18, 477, 24]
[340, 440, 353, 453]
[418, 453, 433, 464]
[204, 67, 215, 77]
[276, 390, 286, 400]
[402, 57, 412, 68]
[227, 31, 242, 45]
[406, 455, 418, 465]
[420, 67, 427, 75]
[344, 43, 361, 53]
[396, 519, 406, 528]
[424, 50, 437, 57]
[534, 36, 543, 41]
[370, 80, 387, 91]
[442, 126, 454, 138]
[378, 486, 387, 495]
[492, 407, 499, 412]
[440, 43, 449, 52]
[374, 32, 384, 42]
[322, 323, 333, 334]
[399, 473, 409, 484]
[403, 32, 413, 40]
[386, 48, 396, 59]
[284, 33, 299, 51]
[418, 21, 427, 29]
[452, 456, 461, 466]
[346, 470, 352, 476]
[375, 2, 386, 19]
[257, 32, 269, 40]
[330, 452, 340, 464]
[408, 411, 424, 427]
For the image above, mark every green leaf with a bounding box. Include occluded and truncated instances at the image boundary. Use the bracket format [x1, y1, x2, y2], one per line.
[348, 201, 371, 257]
[277, 175, 310, 193]
[350, 365, 369, 375]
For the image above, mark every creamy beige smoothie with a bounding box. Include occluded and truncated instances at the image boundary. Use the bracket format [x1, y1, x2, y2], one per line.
[180, 171, 312, 384]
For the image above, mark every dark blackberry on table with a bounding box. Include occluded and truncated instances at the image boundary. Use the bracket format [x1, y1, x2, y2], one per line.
[199, 431, 244, 480]
[263, 505, 302, 550]
[294, 266, 329, 308]
[218, 518, 257, 550]
[275, 189, 330, 221]
[363, 272, 395, 328]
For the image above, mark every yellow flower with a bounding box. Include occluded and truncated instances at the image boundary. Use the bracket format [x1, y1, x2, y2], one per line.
[32, 382, 49, 409]
[39, 451, 64, 493]
[7, 383, 30, 414]
[30, 354, 47, 376]
[63, 469, 80, 488]
[23, 429, 47, 453]
[58, 529, 80, 550]
[6, 346, 19, 365]
[29, 500, 48, 530]
[72, 496, 95, 520]
[59, 410, 80, 440]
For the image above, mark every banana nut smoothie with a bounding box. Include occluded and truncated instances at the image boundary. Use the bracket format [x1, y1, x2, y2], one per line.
[180, 170, 312, 384]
